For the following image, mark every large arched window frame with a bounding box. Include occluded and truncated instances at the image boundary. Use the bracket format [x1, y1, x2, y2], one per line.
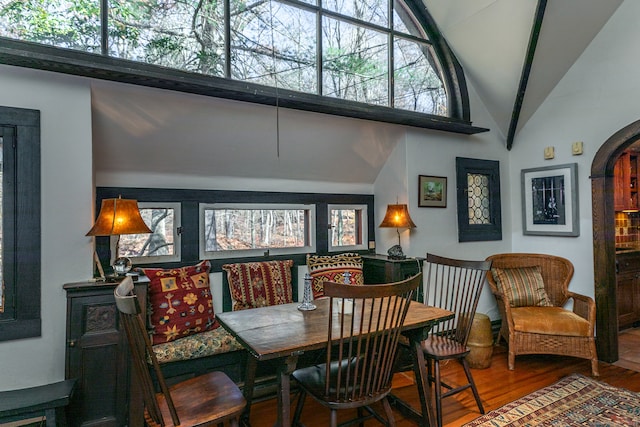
[0, 0, 487, 134]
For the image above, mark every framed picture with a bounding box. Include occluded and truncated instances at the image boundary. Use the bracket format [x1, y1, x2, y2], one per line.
[521, 163, 579, 236]
[419, 175, 447, 207]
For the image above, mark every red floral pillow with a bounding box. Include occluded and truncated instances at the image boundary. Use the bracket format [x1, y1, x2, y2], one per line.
[222, 260, 294, 311]
[141, 261, 216, 345]
[306, 253, 364, 299]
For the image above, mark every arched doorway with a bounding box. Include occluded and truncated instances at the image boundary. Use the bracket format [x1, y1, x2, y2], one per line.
[591, 119, 640, 362]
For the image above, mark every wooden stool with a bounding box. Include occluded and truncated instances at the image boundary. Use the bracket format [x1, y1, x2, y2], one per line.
[0, 379, 76, 426]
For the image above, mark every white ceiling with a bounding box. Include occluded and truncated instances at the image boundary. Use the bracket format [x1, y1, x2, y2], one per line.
[91, 0, 623, 186]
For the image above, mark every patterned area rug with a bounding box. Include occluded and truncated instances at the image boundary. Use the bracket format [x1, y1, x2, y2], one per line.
[463, 373, 640, 426]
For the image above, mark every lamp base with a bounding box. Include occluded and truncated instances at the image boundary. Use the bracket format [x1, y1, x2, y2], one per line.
[387, 244, 407, 260]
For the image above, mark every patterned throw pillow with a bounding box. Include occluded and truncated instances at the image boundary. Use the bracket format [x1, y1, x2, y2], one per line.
[491, 266, 552, 308]
[222, 260, 294, 311]
[306, 253, 364, 299]
[141, 260, 216, 345]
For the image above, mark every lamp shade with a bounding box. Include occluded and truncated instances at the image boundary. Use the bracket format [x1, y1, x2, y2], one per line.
[86, 198, 152, 236]
[378, 204, 416, 229]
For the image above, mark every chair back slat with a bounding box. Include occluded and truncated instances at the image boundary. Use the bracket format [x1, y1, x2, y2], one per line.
[114, 277, 180, 427]
[424, 253, 492, 346]
[322, 273, 420, 403]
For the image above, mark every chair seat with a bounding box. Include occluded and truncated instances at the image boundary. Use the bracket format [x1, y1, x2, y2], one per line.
[511, 306, 590, 336]
[420, 335, 470, 360]
[152, 371, 246, 427]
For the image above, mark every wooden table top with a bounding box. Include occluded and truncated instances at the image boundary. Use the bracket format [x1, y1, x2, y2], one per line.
[216, 298, 453, 361]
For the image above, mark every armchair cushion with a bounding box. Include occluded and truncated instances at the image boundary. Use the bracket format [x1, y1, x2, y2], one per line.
[142, 260, 217, 345]
[511, 307, 591, 337]
[491, 266, 552, 307]
[222, 260, 294, 311]
[306, 253, 364, 299]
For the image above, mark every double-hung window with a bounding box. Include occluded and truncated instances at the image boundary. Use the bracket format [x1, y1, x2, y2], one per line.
[328, 204, 368, 252]
[199, 203, 316, 259]
[113, 202, 181, 265]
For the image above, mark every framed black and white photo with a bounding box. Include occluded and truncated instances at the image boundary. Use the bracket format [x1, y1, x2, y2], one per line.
[521, 163, 579, 237]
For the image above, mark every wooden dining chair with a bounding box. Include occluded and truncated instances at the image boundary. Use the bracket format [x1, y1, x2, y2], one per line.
[114, 276, 246, 427]
[291, 273, 421, 427]
[421, 253, 492, 427]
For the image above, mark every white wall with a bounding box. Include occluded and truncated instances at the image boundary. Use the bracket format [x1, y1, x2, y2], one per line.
[509, 0, 640, 300]
[0, 65, 94, 391]
[373, 82, 511, 320]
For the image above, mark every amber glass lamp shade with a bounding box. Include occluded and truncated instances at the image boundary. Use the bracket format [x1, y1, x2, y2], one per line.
[86, 198, 152, 237]
[379, 204, 416, 259]
[86, 198, 151, 278]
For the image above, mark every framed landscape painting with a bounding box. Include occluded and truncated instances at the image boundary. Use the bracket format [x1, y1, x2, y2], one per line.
[419, 175, 447, 207]
[521, 163, 579, 236]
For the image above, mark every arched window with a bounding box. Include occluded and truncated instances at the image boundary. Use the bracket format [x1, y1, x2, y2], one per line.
[0, 0, 485, 133]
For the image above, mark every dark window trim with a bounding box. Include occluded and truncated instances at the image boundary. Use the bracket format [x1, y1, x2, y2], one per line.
[95, 187, 375, 273]
[0, 106, 41, 342]
[455, 157, 502, 242]
[0, 0, 489, 136]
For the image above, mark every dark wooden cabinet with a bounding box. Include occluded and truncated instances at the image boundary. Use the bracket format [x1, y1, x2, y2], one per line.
[616, 253, 640, 330]
[362, 254, 424, 301]
[64, 280, 146, 427]
[614, 151, 640, 211]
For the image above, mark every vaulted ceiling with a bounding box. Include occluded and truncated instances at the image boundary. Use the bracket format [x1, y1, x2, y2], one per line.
[90, 0, 623, 185]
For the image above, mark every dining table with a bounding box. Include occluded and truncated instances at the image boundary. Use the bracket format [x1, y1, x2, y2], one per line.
[216, 297, 453, 427]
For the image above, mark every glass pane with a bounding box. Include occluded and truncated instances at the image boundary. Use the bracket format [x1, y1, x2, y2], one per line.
[109, 0, 225, 76]
[204, 208, 307, 252]
[230, 1, 317, 93]
[531, 175, 566, 225]
[323, 17, 388, 106]
[394, 37, 446, 115]
[330, 208, 362, 246]
[0, 0, 101, 52]
[323, 0, 388, 28]
[467, 173, 491, 225]
[392, 0, 427, 38]
[118, 207, 175, 257]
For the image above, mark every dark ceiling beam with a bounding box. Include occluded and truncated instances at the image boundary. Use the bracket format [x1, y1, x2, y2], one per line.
[506, 0, 547, 150]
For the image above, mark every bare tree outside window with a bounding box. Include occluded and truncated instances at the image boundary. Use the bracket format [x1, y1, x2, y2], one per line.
[0, 0, 448, 116]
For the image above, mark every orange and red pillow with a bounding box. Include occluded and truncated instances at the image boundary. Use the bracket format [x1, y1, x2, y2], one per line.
[141, 260, 216, 345]
[222, 260, 294, 311]
[306, 253, 364, 299]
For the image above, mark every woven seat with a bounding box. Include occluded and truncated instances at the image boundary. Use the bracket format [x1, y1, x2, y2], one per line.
[485, 253, 599, 376]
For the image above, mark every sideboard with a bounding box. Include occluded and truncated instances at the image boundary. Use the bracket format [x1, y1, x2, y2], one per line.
[64, 279, 146, 427]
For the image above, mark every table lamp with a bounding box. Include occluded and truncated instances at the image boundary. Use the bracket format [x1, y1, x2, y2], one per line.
[86, 197, 152, 279]
[379, 203, 416, 259]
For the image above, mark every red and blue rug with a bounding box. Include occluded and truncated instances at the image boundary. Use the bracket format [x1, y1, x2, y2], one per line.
[464, 373, 640, 426]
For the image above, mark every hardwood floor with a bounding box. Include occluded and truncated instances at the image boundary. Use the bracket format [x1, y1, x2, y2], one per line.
[247, 344, 640, 427]
[616, 327, 640, 372]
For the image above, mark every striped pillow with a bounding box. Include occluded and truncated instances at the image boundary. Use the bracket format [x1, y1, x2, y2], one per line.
[491, 266, 552, 307]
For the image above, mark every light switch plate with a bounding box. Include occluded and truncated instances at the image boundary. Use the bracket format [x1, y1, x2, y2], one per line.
[544, 146, 555, 160]
[572, 141, 584, 155]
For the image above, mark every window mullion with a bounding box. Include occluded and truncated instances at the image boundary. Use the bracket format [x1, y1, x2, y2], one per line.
[224, 0, 231, 78]
[101, 0, 108, 55]
[317, 3, 323, 96]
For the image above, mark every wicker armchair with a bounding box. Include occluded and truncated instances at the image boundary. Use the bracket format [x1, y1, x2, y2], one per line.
[485, 253, 599, 376]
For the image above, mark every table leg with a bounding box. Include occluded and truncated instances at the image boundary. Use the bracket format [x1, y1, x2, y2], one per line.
[411, 338, 436, 427]
[241, 355, 258, 427]
[275, 355, 299, 427]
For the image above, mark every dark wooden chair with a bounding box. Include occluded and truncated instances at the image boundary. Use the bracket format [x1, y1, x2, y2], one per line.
[114, 277, 246, 427]
[291, 273, 421, 427]
[421, 253, 492, 427]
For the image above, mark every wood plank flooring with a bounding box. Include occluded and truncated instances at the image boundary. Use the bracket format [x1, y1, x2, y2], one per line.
[247, 343, 640, 427]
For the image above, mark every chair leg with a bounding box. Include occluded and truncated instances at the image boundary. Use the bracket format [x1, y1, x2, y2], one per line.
[357, 407, 364, 427]
[508, 349, 515, 370]
[381, 397, 396, 427]
[292, 390, 307, 426]
[330, 409, 338, 427]
[461, 358, 484, 414]
[433, 359, 443, 427]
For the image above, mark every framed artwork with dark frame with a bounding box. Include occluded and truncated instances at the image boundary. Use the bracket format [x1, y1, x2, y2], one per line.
[521, 163, 579, 237]
[455, 157, 502, 242]
[418, 175, 447, 207]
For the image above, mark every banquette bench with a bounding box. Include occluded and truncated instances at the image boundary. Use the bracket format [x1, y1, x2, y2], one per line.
[143, 253, 366, 397]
